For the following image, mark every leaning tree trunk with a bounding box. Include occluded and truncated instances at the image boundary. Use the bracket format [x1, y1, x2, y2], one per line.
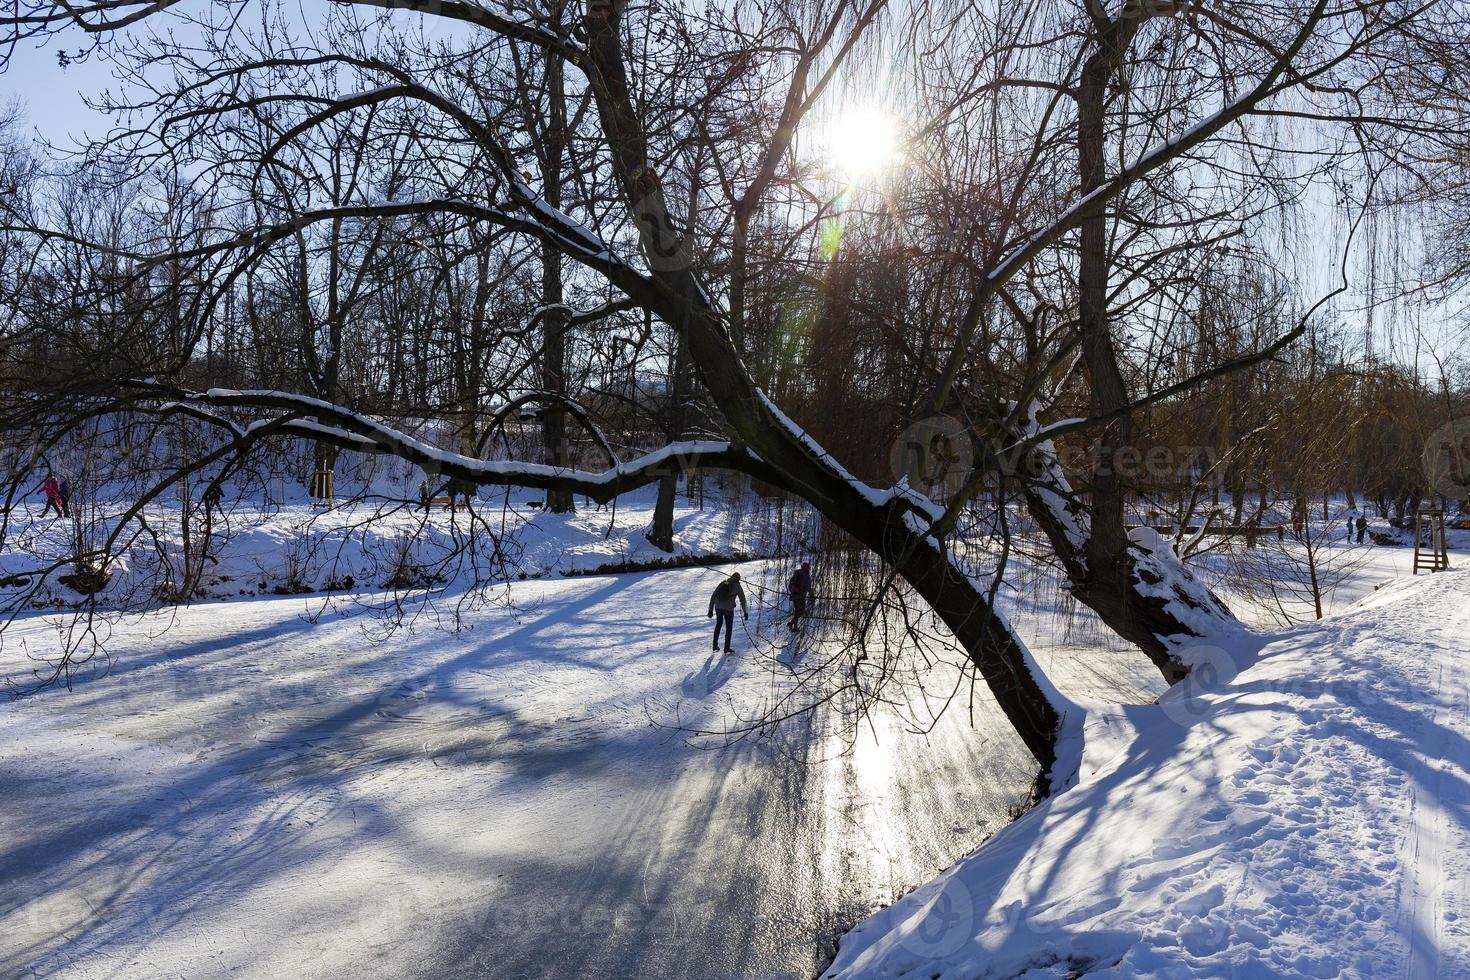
[1021, 423, 1237, 683]
[789, 478, 1074, 792]
[580, 3, 1072, 794]
[670, 286, 1075, 789]
[872, 513, 1069, 785]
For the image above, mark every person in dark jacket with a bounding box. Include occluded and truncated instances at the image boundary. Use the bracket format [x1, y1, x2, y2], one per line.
[57, 477, 71, 515]
[787, 560, 812, 632]
[707, 572, 748, 653]
[1355, 514, 1368, 544]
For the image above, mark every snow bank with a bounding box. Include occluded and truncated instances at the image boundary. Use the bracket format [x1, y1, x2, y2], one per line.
[826, 569, 1470, 978]
[0, 485, 764, 607]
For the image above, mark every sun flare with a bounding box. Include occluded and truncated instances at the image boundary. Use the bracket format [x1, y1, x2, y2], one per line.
[823, 107, 901, 181]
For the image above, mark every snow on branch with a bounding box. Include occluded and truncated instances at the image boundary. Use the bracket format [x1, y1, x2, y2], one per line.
[132, 382, 779, 503]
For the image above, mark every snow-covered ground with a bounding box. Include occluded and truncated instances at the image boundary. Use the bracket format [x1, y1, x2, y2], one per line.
[826, 568, 1470, 978]
[2, 489, 1467, 979]
[0, 486, 762, 608]
[0, 555, 1168, 980]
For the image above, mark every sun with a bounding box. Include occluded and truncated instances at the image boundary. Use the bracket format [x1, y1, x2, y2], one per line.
[823, 107, 901, 182]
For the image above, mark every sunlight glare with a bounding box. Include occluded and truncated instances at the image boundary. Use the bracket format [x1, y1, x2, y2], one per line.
[824, 107, 901, 181]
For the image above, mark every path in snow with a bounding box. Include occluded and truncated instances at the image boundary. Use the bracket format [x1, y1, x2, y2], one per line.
[825, 570, 1470, 979]
[0, 564, 1163, 980]
[1403, 636, 1469, 980]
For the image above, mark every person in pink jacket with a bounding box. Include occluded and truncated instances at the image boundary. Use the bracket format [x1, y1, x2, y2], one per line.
[40, 475, 66, 517]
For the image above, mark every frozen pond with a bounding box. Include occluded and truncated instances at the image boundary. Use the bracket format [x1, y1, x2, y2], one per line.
[0, 562, 1197, 979]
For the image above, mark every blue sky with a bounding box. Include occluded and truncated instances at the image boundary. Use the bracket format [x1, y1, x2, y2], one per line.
[4, 36, 118, 148]
[2, 0, 472, 148]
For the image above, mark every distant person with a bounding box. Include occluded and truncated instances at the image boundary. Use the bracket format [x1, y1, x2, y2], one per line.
[1345, 509, 1357, 542]
[707, 572, 748, 653]
[787, 560, 812, 632]
[39, 475, 65, 517]
[1356, 514, 1368, 544]
[418, 479, 432, 512]
[57, 477, 71, 514]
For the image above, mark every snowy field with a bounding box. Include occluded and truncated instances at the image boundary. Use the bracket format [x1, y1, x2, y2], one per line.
[1, 495, 1467, 979]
